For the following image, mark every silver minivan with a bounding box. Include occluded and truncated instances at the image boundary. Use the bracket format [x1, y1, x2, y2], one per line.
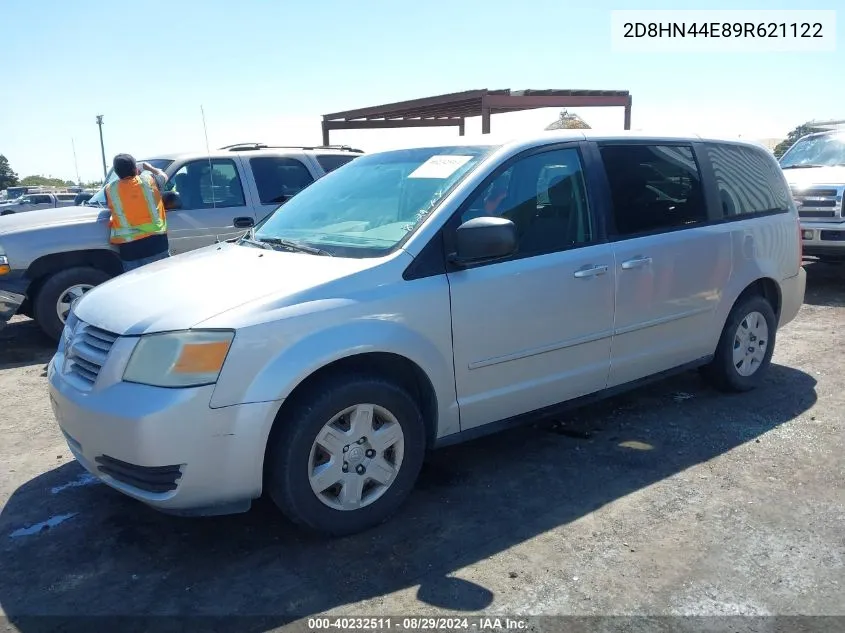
[48, 131, 806, 536]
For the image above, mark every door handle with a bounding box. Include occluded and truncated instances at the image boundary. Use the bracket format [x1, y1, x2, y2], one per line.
[573, 264, 609, 279]
[233, 216, 254, 228]
[621, 256, 652, 270]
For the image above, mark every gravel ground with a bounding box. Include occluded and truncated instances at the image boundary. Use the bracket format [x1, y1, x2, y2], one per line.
[0, 262, 843, 631]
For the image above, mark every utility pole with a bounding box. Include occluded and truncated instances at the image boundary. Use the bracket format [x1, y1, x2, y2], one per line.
[71, 138, 81, 185]
[96, 115, 107, 180]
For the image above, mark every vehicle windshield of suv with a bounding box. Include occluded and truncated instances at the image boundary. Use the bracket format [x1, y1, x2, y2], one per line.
[85, 158, 174, 206]
[252, 145, 498, 257]
[780, 132, 845, 169]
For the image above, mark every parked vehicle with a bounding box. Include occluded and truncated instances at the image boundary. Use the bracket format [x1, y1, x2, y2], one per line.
[779, 130, 845, 261]
[47, 131, 805, 536]
[73, 190, 96, 206]
[4, 186, 31, 200]
[0, 143, 362, 339]
[0, 191, 78, 215]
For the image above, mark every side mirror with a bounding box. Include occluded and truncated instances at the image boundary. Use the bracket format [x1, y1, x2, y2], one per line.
[449, 216, 517, 267]
[162, 191, 182, 210]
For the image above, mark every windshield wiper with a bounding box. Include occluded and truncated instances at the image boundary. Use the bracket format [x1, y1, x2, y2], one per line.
[781, 164, 827, 169]
[239, 236, 274, 251]
[259, 237, 334, 256]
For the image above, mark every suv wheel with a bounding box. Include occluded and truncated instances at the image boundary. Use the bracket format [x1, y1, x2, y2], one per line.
[266, 374, 426, 536]
[701, 294, 777, 393]
[34, 267, 112, 341]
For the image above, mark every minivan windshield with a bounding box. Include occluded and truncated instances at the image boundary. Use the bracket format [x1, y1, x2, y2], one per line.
[85, 158, 174, 207]
[780, 132, 845, 169]
[252, 145, 498, 257]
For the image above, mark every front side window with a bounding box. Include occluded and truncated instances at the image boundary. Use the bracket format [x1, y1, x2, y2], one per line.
[165, 159, 245, 210]
[250, 157, 314, 204]
[600, 144, 707, 237]
[253, 145, 497, 257]
[460, 148, 594, 256]
[780, 132, 845, 169]
[705, 143, 790, 217]
[86, 158, 174, 207]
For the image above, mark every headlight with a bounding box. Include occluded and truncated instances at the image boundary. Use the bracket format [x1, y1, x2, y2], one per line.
[0, 248, 8, 275]
[123, 330, 234, 388]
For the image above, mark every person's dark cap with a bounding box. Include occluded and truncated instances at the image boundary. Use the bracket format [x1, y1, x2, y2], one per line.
[113, 153, 137, 179]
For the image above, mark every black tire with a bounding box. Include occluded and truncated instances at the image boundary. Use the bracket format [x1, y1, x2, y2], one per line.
[266, 373, 426, 536]
[33, 267, 112, 341]
[700, 294, 777, 393]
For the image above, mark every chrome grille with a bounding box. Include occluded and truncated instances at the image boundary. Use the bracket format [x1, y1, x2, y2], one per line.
[65, 320, 118, 388]
[791, 185, 845, 221]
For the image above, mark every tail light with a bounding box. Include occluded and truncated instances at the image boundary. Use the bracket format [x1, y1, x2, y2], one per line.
[797, 217, 803, 268]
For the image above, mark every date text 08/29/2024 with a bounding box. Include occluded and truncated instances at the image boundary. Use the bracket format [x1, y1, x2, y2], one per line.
[306, 616, 530, 631]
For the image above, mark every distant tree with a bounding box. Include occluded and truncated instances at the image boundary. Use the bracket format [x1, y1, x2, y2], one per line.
[545, 109, 591, 131]
[0, 155, 19, 190]
[19, 175, 72, 188]
[773, 123, 825, 158]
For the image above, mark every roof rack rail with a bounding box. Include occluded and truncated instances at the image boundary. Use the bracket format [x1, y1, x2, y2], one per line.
[218, 142, 364, 153]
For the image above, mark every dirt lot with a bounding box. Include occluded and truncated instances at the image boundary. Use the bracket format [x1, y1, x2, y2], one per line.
[0, 262, 843, 630]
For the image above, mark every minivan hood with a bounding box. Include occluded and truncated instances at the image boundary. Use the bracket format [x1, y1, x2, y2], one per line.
[73, 242, 382, 335]
[781, 165, 845, 187]
[0, 205, 106, 235]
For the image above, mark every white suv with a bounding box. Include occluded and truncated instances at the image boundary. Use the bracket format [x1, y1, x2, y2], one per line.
[48, 131, 806, 536]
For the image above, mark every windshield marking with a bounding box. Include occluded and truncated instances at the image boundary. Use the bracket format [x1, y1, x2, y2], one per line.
[408, 155, 474, 179]
[252, 146, 497, 258]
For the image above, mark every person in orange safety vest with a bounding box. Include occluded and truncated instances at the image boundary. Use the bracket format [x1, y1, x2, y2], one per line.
[105, 153, 171, 272]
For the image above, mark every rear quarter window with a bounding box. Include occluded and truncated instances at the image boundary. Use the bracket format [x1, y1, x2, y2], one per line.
[703, 143, 791, 218]
[315, 154, 359, 173]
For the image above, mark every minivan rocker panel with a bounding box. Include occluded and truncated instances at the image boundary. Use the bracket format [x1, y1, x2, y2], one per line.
[49, 131, 807, 536]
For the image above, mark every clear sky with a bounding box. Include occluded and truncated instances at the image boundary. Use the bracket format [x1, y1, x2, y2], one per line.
[1, 0, 842, 182]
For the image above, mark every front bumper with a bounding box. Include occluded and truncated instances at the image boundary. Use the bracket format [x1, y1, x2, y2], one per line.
[47, 349, 281, 515]
[0, 269, 31, 327]
[801, 221, 845, 258]
[0, 288, 24, 330]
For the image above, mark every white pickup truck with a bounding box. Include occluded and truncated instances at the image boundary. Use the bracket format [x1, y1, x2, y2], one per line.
[0, 192, 78, 215]
[779, 130, 845, 262]
[0, 143, 363, 340]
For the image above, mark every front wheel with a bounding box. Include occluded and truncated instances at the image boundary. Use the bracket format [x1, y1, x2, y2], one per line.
[33, 267, 112, 341]
[701, 294, 777, 393]
[266, 374, 426, 536]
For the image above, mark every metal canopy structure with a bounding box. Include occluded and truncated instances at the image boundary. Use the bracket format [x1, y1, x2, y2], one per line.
[321, 88, 632, 144]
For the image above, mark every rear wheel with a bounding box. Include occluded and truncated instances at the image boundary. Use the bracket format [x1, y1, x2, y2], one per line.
[266, 374, 426, 536]
[701, 294, 777, 393]
[33, 267, 112, 341]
